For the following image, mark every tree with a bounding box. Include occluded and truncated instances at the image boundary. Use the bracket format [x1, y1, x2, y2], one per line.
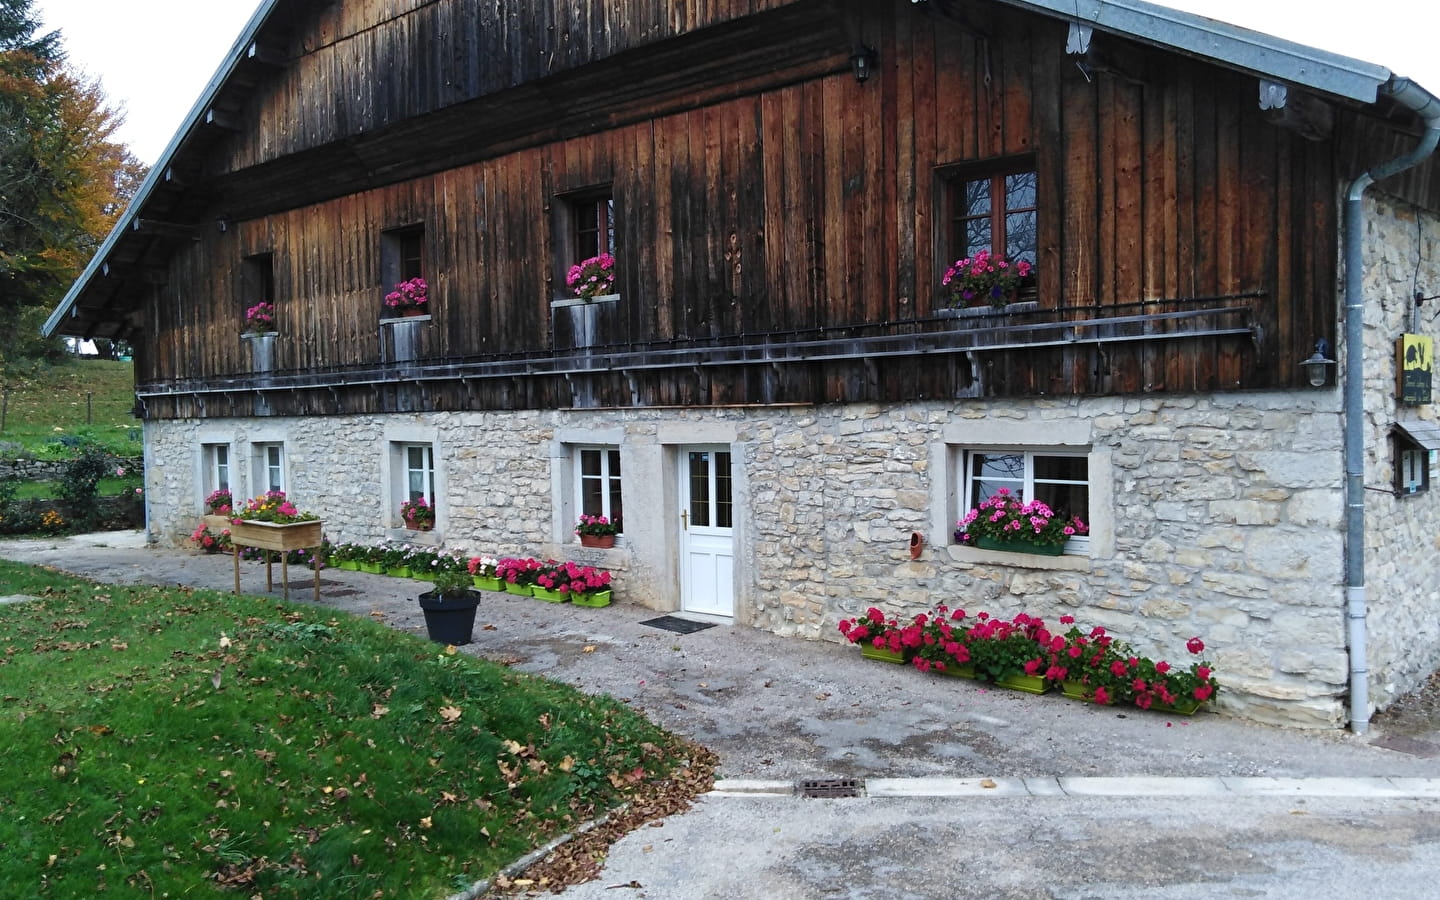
[0, 0, 143, 364]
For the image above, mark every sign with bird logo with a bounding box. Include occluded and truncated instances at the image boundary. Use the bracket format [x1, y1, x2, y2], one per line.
[1398, 334, 1433, 405]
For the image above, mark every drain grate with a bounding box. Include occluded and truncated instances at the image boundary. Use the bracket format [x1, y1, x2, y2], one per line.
[797, 778, 863, 799]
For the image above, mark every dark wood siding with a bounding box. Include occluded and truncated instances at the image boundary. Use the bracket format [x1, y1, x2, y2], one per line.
[140, 0, 1374, 417]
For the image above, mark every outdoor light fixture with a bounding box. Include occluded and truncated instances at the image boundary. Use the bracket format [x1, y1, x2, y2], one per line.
[1300, 338, 1336, 387]
[850, 45, 877, 83]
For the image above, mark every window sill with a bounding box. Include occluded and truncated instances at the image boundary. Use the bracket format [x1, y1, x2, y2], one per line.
[379, 314, 431, 325]
[385, 527, 441, 546]
[241, 331, 279, 340]
[550, 294, 620, 309]
[946, 543, 1092, 572]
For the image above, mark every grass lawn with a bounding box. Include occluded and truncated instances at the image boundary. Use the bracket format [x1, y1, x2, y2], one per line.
[5, 477, 142, 500]
[0, 561, 709, 897]
[0, 359, 141, 458]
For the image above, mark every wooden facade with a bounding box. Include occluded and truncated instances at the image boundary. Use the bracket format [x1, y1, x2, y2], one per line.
[77, 0, 1438, 419]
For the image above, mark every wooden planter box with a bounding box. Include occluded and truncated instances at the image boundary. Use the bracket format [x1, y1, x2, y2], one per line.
[229, 519, 323, 551]
[228, 519, 325, 602]
[202, 514, 232, 532]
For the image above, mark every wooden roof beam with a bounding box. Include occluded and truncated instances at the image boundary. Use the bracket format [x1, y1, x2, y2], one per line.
[245, 39, 287, 69]
[204, 108, 242, 131]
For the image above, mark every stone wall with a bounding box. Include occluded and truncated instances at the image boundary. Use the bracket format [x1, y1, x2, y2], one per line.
[0, 456, 143, 482]
[144, 390, 1354, 729]
[1355, 193, 1440, 714]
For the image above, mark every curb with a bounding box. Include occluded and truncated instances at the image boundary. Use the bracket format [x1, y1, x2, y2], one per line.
[710, 776, 1440, 799]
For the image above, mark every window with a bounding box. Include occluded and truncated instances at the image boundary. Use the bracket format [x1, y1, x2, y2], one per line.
[554, 188, 617, 301]
[241, 253, 275, 309]
[960, 449, 1089, 552]
[381, 225, 425, 307]
[573, 195, 614, 262]
[253, 442, 285, 494]
[575, 447, 623, 534]
[943, 160, 1037, 274]
[201, 443, 232, 509]
[403, 444, 436, 504]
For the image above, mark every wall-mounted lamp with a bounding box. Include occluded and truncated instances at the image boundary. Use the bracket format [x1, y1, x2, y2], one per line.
[216, 217, 229, 234]
[850, 45, 877, 83]
[1300, 338, 1336, 387]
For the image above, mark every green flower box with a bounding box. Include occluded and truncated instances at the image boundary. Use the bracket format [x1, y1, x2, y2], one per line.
[975, 536, 1065, 556]
[995, 672, 1050, 694]
[860, 645, 905, 664]
[503, 582, 532, 596]
[472, 575, 504, 591]
[939, 663, 977, 679]
[386, 566, 412, 578]
[570, 589, 612, 608]
[1150, 697, 1203, 716]
[337, 560, 359, 571]
[532, 586, 570, 603]
[358, 562, 383, 574]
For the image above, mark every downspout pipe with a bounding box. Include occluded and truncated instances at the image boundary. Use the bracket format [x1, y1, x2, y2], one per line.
[1343, 77, 1440, 734]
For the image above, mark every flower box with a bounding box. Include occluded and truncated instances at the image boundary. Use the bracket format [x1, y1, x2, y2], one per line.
[579, 533, 616, 549]
[503, 582, 533, 597]
[386, 566, 413, 578]
[472, 575, 504, 591]
[860, 645, 905, 664]
[570, 589, 613, 608]
[532, 586, 570, 603]
[1151, 697, 1203, 716]
[203, 514, 232, 532]
[359, 562, 384, 574]
[995, 673, 1050, 695]
[975, 536, 1065, 556]
[228, 519, 323, 552]
[939, 663, 978, 679]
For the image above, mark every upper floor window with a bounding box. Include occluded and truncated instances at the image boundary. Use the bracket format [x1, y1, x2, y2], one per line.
[575, 446, 623, 534]
[941, 160, 1038, 303]
[555, 189, 617, 301]
[381, 225, 426, 315]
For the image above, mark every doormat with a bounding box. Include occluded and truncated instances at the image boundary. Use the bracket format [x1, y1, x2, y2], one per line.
[640, 615, 717, 634]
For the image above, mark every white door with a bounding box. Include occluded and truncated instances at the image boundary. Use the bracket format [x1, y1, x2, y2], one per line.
[679, 446, 735, 618]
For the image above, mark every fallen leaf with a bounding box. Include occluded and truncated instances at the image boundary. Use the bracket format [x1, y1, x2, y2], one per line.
[980, 778, 997, 789]
[211, 669, 223, 690]
[370, 704, 389, 719]
[815, 692, 830, 701]
[482, 624, 497, 631]
[438, 706, 462, 723]
[110, 642, 127, 651]
[419, 817, 432, 830]
[583, 645, 596, 653]
[218, 633, 232, 650]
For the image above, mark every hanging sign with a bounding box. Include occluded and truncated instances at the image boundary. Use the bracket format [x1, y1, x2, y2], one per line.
[1397, 334, 1433, 405]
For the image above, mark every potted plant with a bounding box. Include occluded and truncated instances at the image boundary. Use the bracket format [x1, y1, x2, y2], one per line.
[203, 488, 234, 530]
[566, 253, 616, 300]
[574, 513, 619, 548]
[838, 607, 906, 663]
[954, 487, 1087, 555]
[495, 557, 541, 596]
[190, 521, 233, 554]
[416, 567, 481, 645]
[400, 496, 436, 532]
[244, 301, 277, 334]
[942, 249, 1033, 308]
[467, 555, 502, 591]
[384, 276, 428, 317]
[356, 543, 386, 574]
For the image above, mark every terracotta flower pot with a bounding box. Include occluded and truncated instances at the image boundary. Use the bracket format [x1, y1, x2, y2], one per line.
[579, 533, 616, 549]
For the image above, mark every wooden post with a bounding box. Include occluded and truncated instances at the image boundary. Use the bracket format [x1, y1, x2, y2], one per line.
[233, 544, 240, 593]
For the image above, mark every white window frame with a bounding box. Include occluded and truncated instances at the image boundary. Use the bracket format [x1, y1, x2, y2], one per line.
[253, 442, 286, 494]
[403, 443, 436, 505]
[959, 448, 1091, 554]
[383, 425, 444, 540]
[574, 445, 623, 535]
[203, 443, 231, 493]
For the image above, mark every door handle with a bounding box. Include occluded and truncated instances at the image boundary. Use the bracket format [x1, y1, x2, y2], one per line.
[681, 510, 688, 530]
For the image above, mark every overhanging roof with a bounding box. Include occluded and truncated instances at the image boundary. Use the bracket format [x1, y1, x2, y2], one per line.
[43, 0, 1432, 340]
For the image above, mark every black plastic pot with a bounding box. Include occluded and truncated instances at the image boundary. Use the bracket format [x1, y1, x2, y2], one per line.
[417, 589, 481, 645]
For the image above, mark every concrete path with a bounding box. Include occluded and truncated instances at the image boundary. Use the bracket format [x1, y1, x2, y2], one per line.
[4, 530, 1439, 897]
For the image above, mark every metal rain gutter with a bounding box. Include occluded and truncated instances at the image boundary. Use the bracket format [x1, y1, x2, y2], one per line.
[1342, 77, 1440, 735]
[999, 0, 1392, 103]
[41, 0, 283, 339]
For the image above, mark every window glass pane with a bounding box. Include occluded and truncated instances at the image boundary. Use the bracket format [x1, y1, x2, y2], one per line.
[715, 452, 733, 529]
[689, 451, 711, 528]
[581, 449, 602, 478]
[581, 477, 604, 517]
[964, 219, 992, 258]
[1004, 172, 1036, 209]
[969, 452, 1024, 506]
[1006, 211, 1037, 265]
[1033, 483, 1089, 528]
[962, 178, 991, 216]
[607, 449, 623, 532]
[1033, 455, 1087, 482]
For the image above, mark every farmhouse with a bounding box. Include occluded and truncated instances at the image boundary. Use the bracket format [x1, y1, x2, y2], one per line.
[47, 0, 1440, 730]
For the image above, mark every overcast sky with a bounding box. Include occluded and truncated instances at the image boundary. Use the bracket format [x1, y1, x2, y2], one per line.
[33, 0, 1440, 166]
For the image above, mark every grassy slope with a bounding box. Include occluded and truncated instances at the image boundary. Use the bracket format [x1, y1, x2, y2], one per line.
[0, 561, 701, 898]
[0, 359, 140, 458]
